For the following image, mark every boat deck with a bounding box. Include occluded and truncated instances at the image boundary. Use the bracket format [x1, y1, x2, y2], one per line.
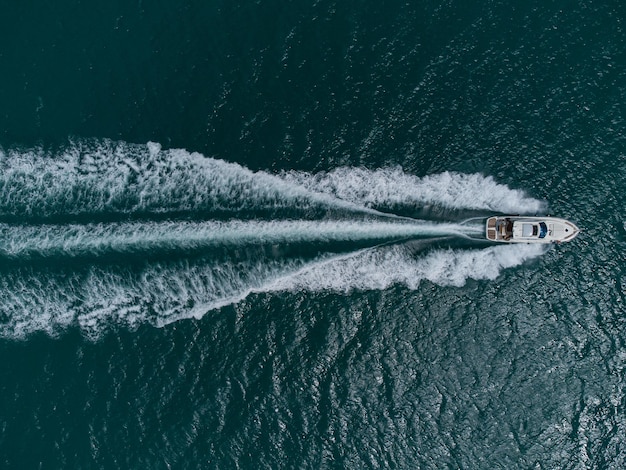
[487, 218, 497, 240]
[485, 216, 579, 244]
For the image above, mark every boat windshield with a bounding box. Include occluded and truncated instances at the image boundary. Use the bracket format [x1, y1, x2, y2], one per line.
[539, 222, 548, 238]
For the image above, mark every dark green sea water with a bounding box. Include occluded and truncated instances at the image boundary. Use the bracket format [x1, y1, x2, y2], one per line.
[1, 1, 625, 468]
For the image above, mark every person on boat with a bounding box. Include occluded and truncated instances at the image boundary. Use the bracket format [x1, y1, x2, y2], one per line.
[503, 218, 512, 240]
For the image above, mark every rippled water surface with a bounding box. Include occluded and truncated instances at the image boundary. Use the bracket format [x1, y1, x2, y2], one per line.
[0, 1, 625, 468]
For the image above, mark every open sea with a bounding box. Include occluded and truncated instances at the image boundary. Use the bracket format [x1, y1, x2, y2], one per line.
[0, 1, 625, 468]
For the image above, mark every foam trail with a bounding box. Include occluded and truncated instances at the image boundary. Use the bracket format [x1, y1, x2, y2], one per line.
[0, 219, 482, 259]
[280, 167, 547, 214]
[0, 256, 311, 339]
[263, 243, 547, 292]
[0, 139, 550, 340]
[200, 243, 547, 315]
[0, 140, 383, 220]
[0, 243, 545, 340]
[0, 141, 545, 221]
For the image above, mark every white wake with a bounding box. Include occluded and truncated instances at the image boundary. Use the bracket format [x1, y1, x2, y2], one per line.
[0, 140, 545, 219]
[281, 167, 547, 214]
[0, 139, 550, 339]
[0, 219, 480, 259]
[0, 243, 547, 339]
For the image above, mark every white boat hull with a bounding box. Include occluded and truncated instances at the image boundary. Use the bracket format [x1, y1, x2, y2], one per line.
[486, 216, 579, 244]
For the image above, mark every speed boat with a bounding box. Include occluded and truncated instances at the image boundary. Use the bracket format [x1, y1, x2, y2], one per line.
[486, 216, 579, 244]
